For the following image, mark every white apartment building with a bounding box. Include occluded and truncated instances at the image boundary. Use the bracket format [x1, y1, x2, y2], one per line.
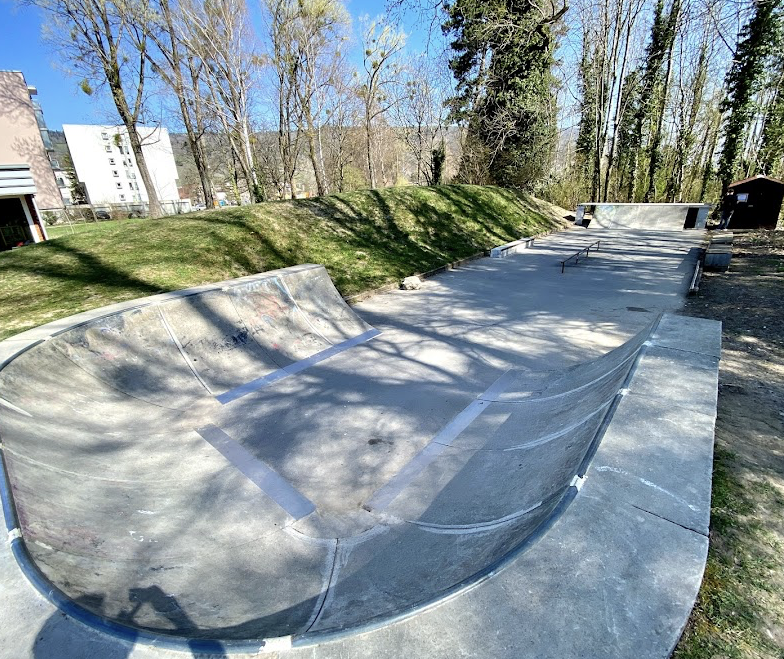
[62, 124, 181, 206]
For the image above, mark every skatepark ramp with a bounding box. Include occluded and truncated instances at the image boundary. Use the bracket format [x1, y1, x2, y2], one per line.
[0, 264, 711, 647]
[576, 203, 711, 230]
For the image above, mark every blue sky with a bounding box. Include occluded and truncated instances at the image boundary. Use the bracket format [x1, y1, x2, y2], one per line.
[0, 0, 435, 131]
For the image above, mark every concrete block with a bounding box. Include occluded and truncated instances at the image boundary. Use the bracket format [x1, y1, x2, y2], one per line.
[653, 313, 722, 358]
[490, 237, 535, 258]
[584, 390, 715, 535]
[704, 246, 731, 271]
[711, 231, 734, 244]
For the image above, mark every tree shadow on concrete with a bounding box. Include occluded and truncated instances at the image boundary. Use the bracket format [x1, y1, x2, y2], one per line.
[32, 590, 228, 659]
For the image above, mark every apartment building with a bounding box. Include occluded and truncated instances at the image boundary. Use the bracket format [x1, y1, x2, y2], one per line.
[62, 124, 181, 206]
[0, 70, 63, 248]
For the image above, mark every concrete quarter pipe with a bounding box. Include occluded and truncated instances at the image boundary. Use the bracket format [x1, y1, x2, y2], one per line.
[0, 235, 719, 655]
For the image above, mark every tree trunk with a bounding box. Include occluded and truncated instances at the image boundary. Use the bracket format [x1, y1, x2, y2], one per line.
[109, 85, 162, 217]
[126, 127, 163, 217]
[699, 115, 720, 202]
[366, 108, 376, 188]
[305, 127, 326, 196]
[185, 59, 215, 208]
[602, 3, 636, 202]
[644, 0, 680, 202]
[158, 0, 214, 209]
[316, 123, 328, 195]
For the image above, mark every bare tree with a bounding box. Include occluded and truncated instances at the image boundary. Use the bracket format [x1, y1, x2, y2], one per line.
[140, 0, 215, 207]
[287, 0, 352, 196]
[576, 0, 647, 202]
[32, 0, 164, 216]
[666, 23, 710, 202]
[358, 15, 406, 188]
[179, 0, 263, 202]
[323, 68, 362, 192]
[393, 52, 451, 184]
[264, 0, 302, 198]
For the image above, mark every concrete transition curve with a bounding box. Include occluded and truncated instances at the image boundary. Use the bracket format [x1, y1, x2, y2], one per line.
[0, 263, 708, 647]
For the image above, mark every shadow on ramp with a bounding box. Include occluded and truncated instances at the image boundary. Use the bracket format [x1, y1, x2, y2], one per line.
[0, 264, 673, 646]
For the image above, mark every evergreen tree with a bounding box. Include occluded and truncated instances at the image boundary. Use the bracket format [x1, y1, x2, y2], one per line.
[576, 34, 598, 182]
[643, 0, 681, 201]
[443, 0, 566, 188]
[717, 0, 783, 204]
[616, 70, 643, 201]
[625, 0, 679, 202]
[757, 54, 784, 175]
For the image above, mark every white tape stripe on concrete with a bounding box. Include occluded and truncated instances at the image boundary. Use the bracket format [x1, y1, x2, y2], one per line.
[366, 371, 512, 512]
[195, 424, 315, 520]
[216, 329, 382, 404]
[0, 397, 32, 418]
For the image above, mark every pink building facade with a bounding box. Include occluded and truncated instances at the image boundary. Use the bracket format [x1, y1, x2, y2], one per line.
[0, 70, 62, 249]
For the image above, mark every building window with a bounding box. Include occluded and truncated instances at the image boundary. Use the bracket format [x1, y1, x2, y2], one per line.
[112, 170, 119, 177]
[105, 145, 112, 153]
[101, 132, 109, 140]
[50, 158, 60, 169]
[56, 177, 65, 187]
[119, 194, 126, 201]
[115, 182, 123, 189]
[109, 158, 115, 165]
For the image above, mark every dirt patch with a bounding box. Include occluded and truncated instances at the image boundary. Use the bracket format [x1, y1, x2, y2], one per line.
[675, 230, 784, 659]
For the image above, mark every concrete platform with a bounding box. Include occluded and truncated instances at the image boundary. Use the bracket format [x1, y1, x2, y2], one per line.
[0, 227, 719, 658]
[580, 203, 711, 230]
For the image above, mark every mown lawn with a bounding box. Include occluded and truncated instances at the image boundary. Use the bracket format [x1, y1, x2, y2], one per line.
[1, 185, 569, 340]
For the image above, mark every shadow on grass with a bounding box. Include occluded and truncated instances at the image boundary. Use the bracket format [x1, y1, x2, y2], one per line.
[0, 185, 566, 339]
[7, 240, 163, 295]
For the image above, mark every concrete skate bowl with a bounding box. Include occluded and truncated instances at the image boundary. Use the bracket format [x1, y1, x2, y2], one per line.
[0, 264, 652, 646]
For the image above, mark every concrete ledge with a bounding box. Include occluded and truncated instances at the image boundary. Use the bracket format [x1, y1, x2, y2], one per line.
[705, 245, 732, 271]
[490, 237, 535, 258]
[711, 231, 734, 244]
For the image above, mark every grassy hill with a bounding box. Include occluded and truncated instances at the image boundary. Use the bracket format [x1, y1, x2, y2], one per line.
[0, 185, 570, 341]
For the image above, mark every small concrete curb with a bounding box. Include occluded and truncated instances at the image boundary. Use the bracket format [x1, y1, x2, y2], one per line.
[343, 224, 571, 305]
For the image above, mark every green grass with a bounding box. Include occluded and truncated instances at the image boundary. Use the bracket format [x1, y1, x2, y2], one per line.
[0, 185, 567, 340]
[675, 447, 784, 659]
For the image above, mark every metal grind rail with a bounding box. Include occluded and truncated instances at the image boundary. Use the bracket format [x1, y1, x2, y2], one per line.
[560, 241, 601, 273]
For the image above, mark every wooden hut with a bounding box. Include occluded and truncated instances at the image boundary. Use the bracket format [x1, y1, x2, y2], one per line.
[727, 175, 784, 230]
